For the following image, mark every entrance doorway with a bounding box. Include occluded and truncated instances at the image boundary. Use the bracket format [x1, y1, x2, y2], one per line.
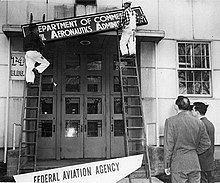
[37, 35, 125, 159]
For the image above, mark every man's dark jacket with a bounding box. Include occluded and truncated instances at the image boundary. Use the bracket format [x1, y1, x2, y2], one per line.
[23, 32, 44, 52]
[199, 117, 215, 171]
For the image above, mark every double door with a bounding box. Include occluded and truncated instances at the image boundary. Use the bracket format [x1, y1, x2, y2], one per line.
[37, 37, 125, 159]
[61, 51, 106, 158]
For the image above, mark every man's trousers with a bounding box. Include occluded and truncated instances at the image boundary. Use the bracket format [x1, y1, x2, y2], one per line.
[120, 27, 136, 56]
[25, 50, 50, 83]
[171, 171, 201, 183]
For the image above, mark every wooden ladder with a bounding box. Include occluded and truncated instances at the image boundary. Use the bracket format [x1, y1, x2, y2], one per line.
[17, 74, 42, 174]
[117, 31, 152, 183]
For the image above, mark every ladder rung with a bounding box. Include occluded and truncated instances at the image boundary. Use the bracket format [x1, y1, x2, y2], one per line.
[22, 130, 37, 133]
[121, 75, 138, 78]
[127, 127, 144, 130]
[124, 95, 140, 97]
[23, 118, 38, 121]
[125, 105, 141, 108]
[122, 84, 139, 88]
[25, 96, 39, 99]
[27, 84, 40, 88]
[25, 107, 39, 109]
[120, 57, 135, 60]
[125, 115, 142, 118]
[21, 142, 37, 145]
[128, 138, 145, 141]
[122, 66, 136, 69]
[21, 154, 36, 157]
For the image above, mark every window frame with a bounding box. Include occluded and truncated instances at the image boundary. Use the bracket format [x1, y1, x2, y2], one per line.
[177, 41, 212, 97]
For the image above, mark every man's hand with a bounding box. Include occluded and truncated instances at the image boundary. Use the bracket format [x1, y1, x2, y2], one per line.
[165, 168, 171, 175]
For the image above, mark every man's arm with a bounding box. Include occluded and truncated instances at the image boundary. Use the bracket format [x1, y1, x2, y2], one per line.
[197, 121, 211, 155]
[164, 119, 174, 171]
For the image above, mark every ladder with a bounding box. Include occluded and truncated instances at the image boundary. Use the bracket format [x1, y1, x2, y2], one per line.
[17, 74, 42, 174]
[116, 31, 152, 183]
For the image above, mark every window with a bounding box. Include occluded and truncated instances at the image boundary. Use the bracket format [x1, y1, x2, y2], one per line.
[178, 42, 211, 96]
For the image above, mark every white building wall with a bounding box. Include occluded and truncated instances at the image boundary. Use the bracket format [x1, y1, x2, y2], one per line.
[0, 0, 220, 158]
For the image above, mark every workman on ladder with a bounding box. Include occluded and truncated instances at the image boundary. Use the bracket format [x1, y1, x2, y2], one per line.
[23, 23, 50, 84]
[119, 0, 137, 58]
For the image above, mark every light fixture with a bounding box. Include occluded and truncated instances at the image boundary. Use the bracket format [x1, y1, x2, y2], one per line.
[80, 40, 91, 45]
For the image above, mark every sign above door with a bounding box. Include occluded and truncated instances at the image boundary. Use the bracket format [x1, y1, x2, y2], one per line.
[21, 7, 148, 42]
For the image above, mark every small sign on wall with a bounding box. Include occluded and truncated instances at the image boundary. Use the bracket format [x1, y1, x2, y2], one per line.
[10, 52, 25, 80]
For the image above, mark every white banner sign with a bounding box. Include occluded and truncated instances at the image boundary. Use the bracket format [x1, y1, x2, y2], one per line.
[14, 154, 143, 183]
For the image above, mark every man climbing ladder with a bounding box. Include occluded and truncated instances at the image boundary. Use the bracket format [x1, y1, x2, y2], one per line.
[119, 0, 137, 58]
[23, 23, 50, 84]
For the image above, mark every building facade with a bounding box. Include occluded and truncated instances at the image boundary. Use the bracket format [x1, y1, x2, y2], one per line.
[0, 0, 220, 165]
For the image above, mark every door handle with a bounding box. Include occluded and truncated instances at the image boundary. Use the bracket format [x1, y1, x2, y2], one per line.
[84, 124, 87, 132]
[53, 124, 56, 132]
[80, 125, 83, 132]
[111, 124, 114, 132]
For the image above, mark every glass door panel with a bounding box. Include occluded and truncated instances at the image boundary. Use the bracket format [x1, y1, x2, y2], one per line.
[61, 96, 83, 158]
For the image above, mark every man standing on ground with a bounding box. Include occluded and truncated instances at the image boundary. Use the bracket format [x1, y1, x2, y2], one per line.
[164, 96, 211, 183]
[192, 102, 215, 183]
[23, 23, 50, 84]
[119, 0, 137, 57]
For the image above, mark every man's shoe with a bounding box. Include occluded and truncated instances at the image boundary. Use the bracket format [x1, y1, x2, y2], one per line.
[26, 82, 34, 87]
[32, 68, 39, 75]
[122, 54, 130, 58]
[130, 54, 136, 58]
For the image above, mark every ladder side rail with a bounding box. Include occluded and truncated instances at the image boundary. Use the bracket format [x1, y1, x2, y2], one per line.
[116, 30, 130, 157]
[34, 74, 42, 171]
[133, 56, 152, 183]
[17, 81, 27, 174]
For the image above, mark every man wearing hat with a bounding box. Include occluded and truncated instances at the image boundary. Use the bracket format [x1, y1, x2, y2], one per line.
[191, 102, 215, 183]
[23, 23, 50, 84]
[119, 0, 137, 57]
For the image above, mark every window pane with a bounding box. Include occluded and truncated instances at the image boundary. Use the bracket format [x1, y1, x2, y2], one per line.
[114, 120, 124, 136]
[65, 75, 80, 92]
[195, 71, 202, 81]
[179, 56, 186, 68]
[114, 98, 122, 114]
[65, 120, 79, 137]
[42, 75, 53, 92]
[178, 43, 185, 55]
[87, 98, 102, 114]
[186, 43, 191, 55]
[194, 56, 202, 68]
[65, 54, 80, 72]
[41, 97, 53, 114]
[202, 82, 210, 94]
[40, 120, 52, 137]
[114, 76, 121, 92]
[194, 44, 201, 55]
[87, 54, 102, 70]
[202, 71, 210, 81]
[187, 82, 194, 94]
[195, 82, 202, 94]
[87, 76, 102, 92]
[87, 120, 102, 137]
[187, 71, 194, 81]
[65, 98, 80, 114]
